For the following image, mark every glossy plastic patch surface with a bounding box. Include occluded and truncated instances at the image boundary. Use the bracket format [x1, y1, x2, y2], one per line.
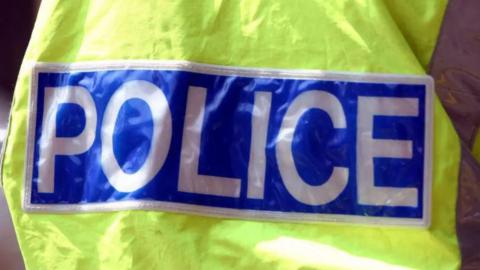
[24, 61, 433, 226]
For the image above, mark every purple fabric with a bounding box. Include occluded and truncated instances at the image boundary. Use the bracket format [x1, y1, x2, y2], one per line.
[429, 0, 480, 269]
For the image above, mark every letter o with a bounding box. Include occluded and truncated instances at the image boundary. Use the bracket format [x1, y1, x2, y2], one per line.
[101, 80, 172, 192]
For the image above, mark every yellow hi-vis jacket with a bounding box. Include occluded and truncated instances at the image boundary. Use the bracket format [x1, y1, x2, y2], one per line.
[1, 1, 460, 269]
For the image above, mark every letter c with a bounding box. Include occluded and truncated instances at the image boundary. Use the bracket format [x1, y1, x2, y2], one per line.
[276, 90, 349, 205]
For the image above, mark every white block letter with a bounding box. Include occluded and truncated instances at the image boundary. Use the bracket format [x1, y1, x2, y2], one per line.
[101, 80, 172, 192]
[357, 96, 419, 207]
[276, 91, 349, 205]
[38, 86, 97, 193]
[178, 86, 241, 197]
[247, 92, 272, 199]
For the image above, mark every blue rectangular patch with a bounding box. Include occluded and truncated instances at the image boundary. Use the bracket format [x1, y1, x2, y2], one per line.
[24, 61, 433, 227]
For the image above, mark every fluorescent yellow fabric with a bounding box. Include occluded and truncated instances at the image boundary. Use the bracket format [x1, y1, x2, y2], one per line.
[3, 1, 460, 269]
[473, 132, 480, 163]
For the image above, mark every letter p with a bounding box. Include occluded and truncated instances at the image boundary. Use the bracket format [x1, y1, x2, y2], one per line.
[37, 86, 97, 193]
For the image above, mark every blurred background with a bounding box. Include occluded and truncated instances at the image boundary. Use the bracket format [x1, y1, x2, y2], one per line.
[0, 1, 40, 269]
